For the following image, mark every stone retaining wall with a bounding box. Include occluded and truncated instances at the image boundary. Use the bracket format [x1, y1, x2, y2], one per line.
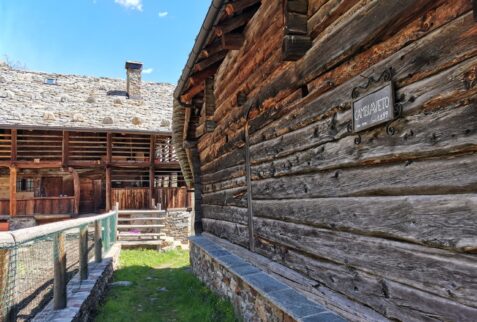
[190, 235, 346, 322]
[163, 210, 192, 245]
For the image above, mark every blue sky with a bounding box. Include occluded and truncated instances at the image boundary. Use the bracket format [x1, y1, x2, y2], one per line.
[0, 0, 210, 84]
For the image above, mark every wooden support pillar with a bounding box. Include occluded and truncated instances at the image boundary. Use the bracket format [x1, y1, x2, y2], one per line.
[68, 168, 80, 215]
[149, 135, 156, 208]
[62, 131, 69, 167]
[106, 133, 112, 211]
[10, 129, 16, 162]
[53, 232, 67, 310]
[9, 167, 16, 217]
[94, 220, 102, 263]
[0, 249, 13, 321]
[106, 167, 111, 211]
[79, 225, 88, 280]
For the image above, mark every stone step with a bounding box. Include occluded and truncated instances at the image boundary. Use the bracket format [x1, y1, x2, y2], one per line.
[118, 217, 165, 222]
[117, 224, 165, 229]
[120, 240, 165, 249]
[118, 232, 166, 238]
[117, 210, 165, 215]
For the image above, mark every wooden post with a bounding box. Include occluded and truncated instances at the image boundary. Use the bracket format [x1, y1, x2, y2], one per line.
[10, 129, 16, 162]
[53, 232, 67, 310]
[69, 168, 80, 215]
[105, 167, 111, 211]
[79, 225, 88, 280]
[9, 167, 16, 217]
[0, 249, 12, 321]
[62, 131, 69, 167]
[106, 133, 112, 211]
[94, 220, 102, 263]
[149, 135, 156, 209]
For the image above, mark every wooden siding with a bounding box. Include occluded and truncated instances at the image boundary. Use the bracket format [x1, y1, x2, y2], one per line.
[195, 0, 477, 321]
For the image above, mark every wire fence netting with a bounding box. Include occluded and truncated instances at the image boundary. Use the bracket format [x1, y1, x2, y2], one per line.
[0, 214, 116, 322]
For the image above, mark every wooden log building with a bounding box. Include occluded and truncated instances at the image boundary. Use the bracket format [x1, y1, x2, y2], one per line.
[0, 61, 190, 230]
[173, 0, 477, 321]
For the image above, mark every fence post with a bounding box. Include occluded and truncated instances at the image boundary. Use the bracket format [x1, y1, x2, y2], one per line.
[0, 247, 15, 322]
[103, 218, 110, 253]
[113, 203, 119, 242]
[53, 232, 67, 310]
[79, 225, 88, 280]
[94, 220, 102, 263]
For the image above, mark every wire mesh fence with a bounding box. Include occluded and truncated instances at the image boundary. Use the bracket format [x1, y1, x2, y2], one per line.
[0, 211, 117, 322]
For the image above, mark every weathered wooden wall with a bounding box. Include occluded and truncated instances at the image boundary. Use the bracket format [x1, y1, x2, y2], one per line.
[197, 0, 477, 320]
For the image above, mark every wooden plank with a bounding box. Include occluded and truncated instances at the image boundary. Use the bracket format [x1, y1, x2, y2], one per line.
[255, 239, 477, 322]
[252, 154, 477, 199]
[53, 232, 67, 310]
[251, 103, 477, 178]
[202, 218, 249, 248]
[9, 167, 16, 217]
[253, 217, 477, 308]
[252, 194, 477, 252]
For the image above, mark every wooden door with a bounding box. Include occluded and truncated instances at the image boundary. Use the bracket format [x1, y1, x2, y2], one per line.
[79, 179, 94, 214]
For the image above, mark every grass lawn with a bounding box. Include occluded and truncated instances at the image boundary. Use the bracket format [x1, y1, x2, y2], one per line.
[95, 249, 238, 322]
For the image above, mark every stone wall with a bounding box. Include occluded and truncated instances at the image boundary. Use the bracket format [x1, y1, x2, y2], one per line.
[162, 210, 192, 246]
[190, 235, 346, 322]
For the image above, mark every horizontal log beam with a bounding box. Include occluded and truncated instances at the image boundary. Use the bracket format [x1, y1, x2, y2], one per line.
[225, 0, 260, 16]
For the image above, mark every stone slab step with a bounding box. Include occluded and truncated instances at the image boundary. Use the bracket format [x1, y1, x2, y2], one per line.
[118, 217, 165, 222]
[118, 232, 166, 238]
[118, 210, 165, 215]
[117, 224, 165, 229]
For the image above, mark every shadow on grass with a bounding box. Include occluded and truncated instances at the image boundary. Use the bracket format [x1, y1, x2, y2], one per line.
[94, 250, 238, 322]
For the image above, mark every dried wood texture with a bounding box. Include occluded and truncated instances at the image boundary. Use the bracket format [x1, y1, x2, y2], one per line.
[194, 0, 477, 320]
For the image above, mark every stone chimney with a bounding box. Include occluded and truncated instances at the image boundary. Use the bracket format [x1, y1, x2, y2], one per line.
[125, 61, 143, 99]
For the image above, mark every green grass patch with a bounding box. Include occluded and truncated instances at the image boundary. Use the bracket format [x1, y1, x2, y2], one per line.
[95, 249, 238, 322]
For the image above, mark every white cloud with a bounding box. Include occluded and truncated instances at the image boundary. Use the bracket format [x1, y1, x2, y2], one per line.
[143, 68, 154, 74]
[158, 11, 168, 18]
[115, 0, 143, 11]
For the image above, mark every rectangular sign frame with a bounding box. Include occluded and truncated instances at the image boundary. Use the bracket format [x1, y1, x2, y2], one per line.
[352, 82, 395, 133]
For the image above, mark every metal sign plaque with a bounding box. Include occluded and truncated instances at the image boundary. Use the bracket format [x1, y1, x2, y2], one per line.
[352, 83, 395, 133]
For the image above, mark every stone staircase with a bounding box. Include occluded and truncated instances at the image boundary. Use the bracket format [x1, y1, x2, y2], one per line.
[117, 209, 171, 248]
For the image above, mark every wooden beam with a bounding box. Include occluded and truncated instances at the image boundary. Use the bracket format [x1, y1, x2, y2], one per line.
[62, 131, 69, 167]
[193, 51, 227, 72]
[149, 135, 156, 209]
[286, 0, 308, 14]
[225, 0, 260, 16]
[106, 132, 112, 164]
[9, 166, 16, 217]
[215, 10, 255, 37]
[189, 63, 220, 86]
[68, 168, 80, 215]
[181, 82, 205, 104]
[221, 33, 245, 50]
[106, 167, 111, 211]
[149, 165, 155, 209]
[200, 40, 224, 58]
[285, 12, 308, 35]
[282, 34, 312, 61]
[10, 129, 16, 163]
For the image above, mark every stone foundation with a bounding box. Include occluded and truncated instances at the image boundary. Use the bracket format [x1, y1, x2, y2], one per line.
[190, 235, 346, 322]
[32, 243, 121, 322]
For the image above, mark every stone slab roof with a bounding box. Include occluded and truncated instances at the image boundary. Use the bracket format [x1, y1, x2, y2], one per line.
[0, 63, 175, 134]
